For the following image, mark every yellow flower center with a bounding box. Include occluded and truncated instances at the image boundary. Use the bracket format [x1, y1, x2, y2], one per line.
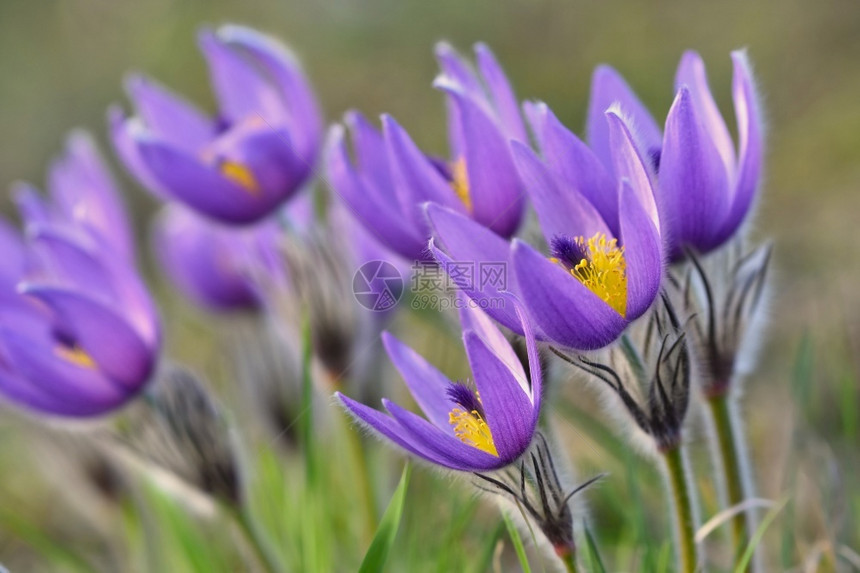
[553, 232, 627, 316]
[450, 157, 472, 212]
[55, 344, 96, 369]
[218, 160, 260, 195]
[449, 407, 497, 456]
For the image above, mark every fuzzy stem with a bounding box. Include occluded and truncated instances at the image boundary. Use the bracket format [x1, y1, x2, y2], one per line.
[662, 445, 698, 573]
[707, 393, 755, 570]
[559, 551, 579, 573]
[233, 506, 284, 573]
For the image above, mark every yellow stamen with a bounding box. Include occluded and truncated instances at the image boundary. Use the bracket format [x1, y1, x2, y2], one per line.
[218, 160, 260, 195]
[55, 345, 96, 369]
[450, 157, 472, 212]
[565, 232, 627, 317]
[449, 407, 498, 456]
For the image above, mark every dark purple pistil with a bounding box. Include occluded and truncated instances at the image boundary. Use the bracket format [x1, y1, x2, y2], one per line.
[446, 382, 484, 416]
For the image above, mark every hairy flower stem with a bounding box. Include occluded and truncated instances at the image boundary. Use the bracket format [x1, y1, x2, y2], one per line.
[707, 393, 754, 570]
[559, 551, 579, 573]
[233, 506, 284, 573]
[662, 445, 698, 573]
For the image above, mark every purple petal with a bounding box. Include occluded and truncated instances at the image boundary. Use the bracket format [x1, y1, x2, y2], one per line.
[434, 42, 484, 99]
[605, 110, 660, 230]
[660, 88, 731, 258]
[12, 183, 54, 228]
[383, 399, 503, 471]
[527, 102, 618, 233]
[675, 51, 735, 176]
[134, 136, 281, 225]
[325, 126, 427, 261]
[587, 65, 662, 173]
[108, 106, 170, 198]
[0, 216, 25, 288]
[716, 50, 764, 244]
[436, 81, 524, 238]
[382, 332, 455, 433]
[383, 114, 462, 225]
[512, 240, 627, 350]
[474, 43, 528, 142]
[20, 287, 155, 388]
[463, 330, 534, 463]
[124, 74, 214, 153]
[217, 24, 323, 161]
[153, 207, 261, 311]
[198, 29, 284, 124]
[344, 111, 393, 190]
[425, 203, 521, 331]
[336, 393, 463, 468]
[458, 297, 527, 388]
[27, 226, 115, 303]
[513, 297, 542, 415]
[618, 181, 663, 320]
[0, 370, 109, 417]
[510, 140, 610, 243]
[0, 325, 129, 409]
[49, 131, 134, 260]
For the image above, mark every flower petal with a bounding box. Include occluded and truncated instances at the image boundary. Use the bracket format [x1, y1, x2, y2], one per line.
[512, 239, 627, 350]
[108, 106, 170, 198]
[198, 29, 284, 124]
[618, 181, 663, 320]
[336, 393, 463, 468]
[20, 287, 155, 388]
[425, 203, 521, 332]
[463, 330, 534, 463]
[124, 74, 214, 153]
[675, 51, 735, 177]
[325, 126, 427, 260]
[436, 80, 524, 238]
[384, 399, 503, 471]
[587, 65, 662, 173]
[527, 102, 618, 233]
[134, 136, 277, 225]
[474, 43, 528, 142]
[605, 110, 660, 230]
[660, 87, 731, 258]
[717, 50, 764, 245]
[382, 331, 455, 433]
[383, 114, 462, 225]
[511, 139, 610, 243]
[217, 24, 323, 160]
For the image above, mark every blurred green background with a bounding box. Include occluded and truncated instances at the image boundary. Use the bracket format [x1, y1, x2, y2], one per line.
[0, 0, 858, 571]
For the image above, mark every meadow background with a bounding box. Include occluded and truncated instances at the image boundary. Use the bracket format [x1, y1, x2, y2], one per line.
[0, 0, 858, 571]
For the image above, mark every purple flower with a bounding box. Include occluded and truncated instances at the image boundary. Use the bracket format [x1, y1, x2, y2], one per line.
[0, 137, 160, 417]
[428, 104, 663, 350]
[325, 43, 525, 261]
[152, 205, 279, 312]
[586, 50, 763, 261]
[110, 24, 322, 225]
[13, 132, 134, 261]
[336, 298, 541, 471]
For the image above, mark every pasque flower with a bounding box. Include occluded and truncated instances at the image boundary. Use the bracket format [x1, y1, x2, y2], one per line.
[429, 105, 663, 350]
[586, 50, 763, 261]
[152, 204, 281, 312]
[336, 297, 541, 471]
[0, 134, 159, 417]
[111, 24, 322, 225]
[326, 43, 525, 261]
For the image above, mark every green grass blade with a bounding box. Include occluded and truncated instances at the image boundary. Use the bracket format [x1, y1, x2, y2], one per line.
[583, 525, 607, 573]
[734, 498, 788, 573]
[470, 521, 506, 573]
[502, 512, 532, 573]
[300, 313, 316, 486]
[359, 462, 412, 573]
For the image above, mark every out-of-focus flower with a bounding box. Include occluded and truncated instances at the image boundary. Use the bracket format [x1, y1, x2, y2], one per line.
[152, 205, 279, 312]
[0, 134, 159, 417]
[586, 50, 763, 261]
[336, 298, 541, 471]
[428, 107, 662, 350]
[326, 43, 525, 261]
[110, 24, 322, 225]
